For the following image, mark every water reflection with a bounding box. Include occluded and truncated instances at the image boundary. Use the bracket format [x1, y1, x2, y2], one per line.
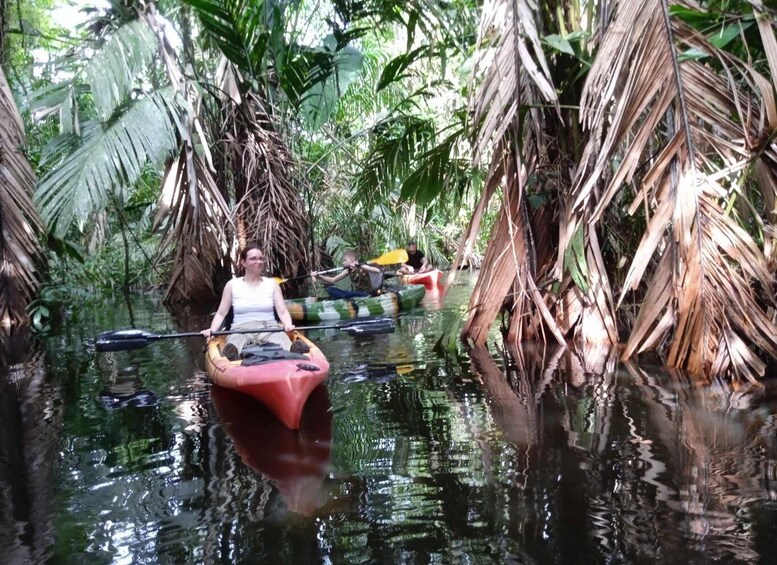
[2, 276, 777, 562]
[99, 366, 159, 410]
[211, 384, 332, 516]
[0, 349, 58, 564]
[614, 362, 767, 562]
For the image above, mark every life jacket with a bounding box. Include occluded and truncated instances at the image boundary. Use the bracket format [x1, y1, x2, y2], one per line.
[349, 264, 384, 295]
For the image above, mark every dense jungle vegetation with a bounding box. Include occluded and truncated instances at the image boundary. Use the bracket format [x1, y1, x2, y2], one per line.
[2, 0, 777, 382]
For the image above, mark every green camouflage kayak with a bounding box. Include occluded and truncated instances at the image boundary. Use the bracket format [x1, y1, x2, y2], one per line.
[286, 284, 426, 323]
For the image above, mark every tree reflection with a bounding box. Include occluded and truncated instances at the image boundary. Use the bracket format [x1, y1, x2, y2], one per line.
[0, 345, 58, 563]
[462, 341, 774, 562]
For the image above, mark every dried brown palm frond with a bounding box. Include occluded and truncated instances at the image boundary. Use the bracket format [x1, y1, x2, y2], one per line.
[154, 148, 231, 304]
[563, 0, 777, 381]
[142, 7, 234, 303]
[467, 0, 559, 167]
[456, 0, 565, 347]
[227, 92, 310, 279]
[0, 68, 44, 330]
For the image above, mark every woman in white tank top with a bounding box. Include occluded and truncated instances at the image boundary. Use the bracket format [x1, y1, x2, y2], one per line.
[201, 244, 297, 358]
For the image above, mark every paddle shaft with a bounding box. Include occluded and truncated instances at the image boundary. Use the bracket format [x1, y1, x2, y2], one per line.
[95, 317, 396, 351]
[278, 249, 408, 284]
[150, 322, 384, 341]
[278, 267, 340, 284]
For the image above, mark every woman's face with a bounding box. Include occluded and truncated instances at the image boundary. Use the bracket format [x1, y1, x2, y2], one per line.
[242, 249, 265, 274]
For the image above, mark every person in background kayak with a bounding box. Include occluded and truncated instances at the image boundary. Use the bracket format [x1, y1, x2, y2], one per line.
[312, 250, 384, 299]
[397, 241, 432, 275]
[201, 243, 307, 360]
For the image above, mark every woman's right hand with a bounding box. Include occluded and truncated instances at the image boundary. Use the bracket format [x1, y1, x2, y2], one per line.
[201, 329, 212, 339]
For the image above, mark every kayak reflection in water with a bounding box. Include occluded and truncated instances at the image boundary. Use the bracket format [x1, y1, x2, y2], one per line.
[211, 384, 332, 516]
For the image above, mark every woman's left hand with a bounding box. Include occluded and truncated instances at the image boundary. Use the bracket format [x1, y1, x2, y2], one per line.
[284, 323, 295, 332]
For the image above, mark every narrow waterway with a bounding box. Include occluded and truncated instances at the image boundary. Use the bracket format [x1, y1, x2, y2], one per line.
[2, 271, 777, 563]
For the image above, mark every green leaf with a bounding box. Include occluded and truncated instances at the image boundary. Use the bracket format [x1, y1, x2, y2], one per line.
[185, 0, 285, 77]
[678, 47, 709, 62]
[28, 81, 71, 120]
[708, 23, 751, 49]
[542, 34, 575, 56]
[301, 41, 364, 130]
[377, 45, 429, 92]
[47, 235, 87, 263]
[39, 133, 82, 168]
[400, 127, 463, 206]
[564, 31, 589, 43]
[564, 224, 589, 294]
[668, 5, 714, 24]
[353, 116, 436, 205]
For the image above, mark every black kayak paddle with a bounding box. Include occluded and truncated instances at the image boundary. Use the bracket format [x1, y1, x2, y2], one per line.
[95, 317, 396, 352]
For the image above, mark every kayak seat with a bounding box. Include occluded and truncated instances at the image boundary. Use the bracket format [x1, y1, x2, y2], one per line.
[240, 343, 307, 366]
[290, 339, 311, 353]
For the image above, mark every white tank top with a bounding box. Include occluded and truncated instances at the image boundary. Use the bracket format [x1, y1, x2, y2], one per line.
[231, 277, 276, 325]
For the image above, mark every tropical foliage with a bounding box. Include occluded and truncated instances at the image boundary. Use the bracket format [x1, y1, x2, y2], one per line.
[4, 0, 777, 380]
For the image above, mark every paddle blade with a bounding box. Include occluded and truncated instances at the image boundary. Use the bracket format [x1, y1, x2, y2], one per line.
[95, 329, 158, 352]
[371, 249, 408, 266]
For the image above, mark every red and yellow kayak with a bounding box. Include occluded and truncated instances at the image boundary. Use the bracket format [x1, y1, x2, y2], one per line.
[204, 332, 329, 429]
[398, 268, 443, 290]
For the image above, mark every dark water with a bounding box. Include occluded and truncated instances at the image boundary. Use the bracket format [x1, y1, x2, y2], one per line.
[2, 272, 777, 563]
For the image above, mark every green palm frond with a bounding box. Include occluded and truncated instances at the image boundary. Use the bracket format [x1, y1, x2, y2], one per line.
[353, 115, 436, 206]
[28, 81, 73, 122]
[185, 0, 283, 76]
[330, 0, 468, 46]
[299, 38, 365, 130]
[400, 124, 467, 206]
[0, 69, 44, 330]
[331, 49, 409, 128]
[85, 19, 158, 121]
[28, 19, 157, 127]
[35, 88, 185, 238]
[376, 45, 433, 92]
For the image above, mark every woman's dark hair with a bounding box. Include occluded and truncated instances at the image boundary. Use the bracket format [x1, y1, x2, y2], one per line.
[239, 243, 263, 261]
